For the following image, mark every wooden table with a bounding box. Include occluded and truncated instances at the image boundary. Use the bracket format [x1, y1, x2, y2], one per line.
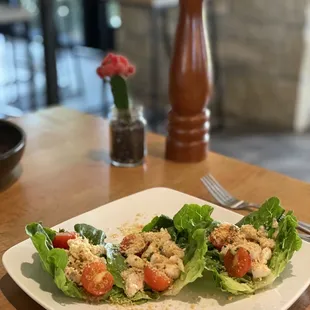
[0, 107, 309, 310]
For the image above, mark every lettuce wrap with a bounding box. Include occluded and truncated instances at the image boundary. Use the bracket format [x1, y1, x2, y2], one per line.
[204, 197, 302, 295]
[25, 203, 213, 304]
[26, 223, 158, 304]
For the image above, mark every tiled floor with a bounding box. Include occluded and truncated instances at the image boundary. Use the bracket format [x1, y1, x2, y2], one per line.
[1, 39, 310, 183]
[210, 133, 310, 182]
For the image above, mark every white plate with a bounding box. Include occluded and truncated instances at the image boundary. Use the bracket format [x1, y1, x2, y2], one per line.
[2, 187, 310, 310]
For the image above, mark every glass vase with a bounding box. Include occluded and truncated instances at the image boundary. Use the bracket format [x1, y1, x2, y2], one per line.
[109, 106, 147, 167]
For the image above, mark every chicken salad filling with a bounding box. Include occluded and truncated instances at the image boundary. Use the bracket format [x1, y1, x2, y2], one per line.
[210, 223, 275, 279]
[119, 229, 185, 297]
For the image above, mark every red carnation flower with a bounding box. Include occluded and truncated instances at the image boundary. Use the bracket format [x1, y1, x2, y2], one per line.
[96, 53, 136, 79]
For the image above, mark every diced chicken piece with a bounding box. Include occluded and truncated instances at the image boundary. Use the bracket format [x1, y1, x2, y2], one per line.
[169, 255, 185, 272]
[259, 237, 275, 249]
[240, 241, 262, 261]
[126, 254, 145, 269]
[240, 225, 259, 241]
[142, 242, 160, 259]
[251, 262, 271, 279]
[150, 254, 184, 280]
[220, 245, 229, 256]
[161, 240, 184, 259]
[65, 266, 82, 284]
[143, 229, 171, 243]
[260, 247, 272, 264]
[67, 237, 106, 260]
[120, 234, 146, 256]
[150, 253, 169, 265]
[163, 264, 181, 280]
[122, 268, 144, 298]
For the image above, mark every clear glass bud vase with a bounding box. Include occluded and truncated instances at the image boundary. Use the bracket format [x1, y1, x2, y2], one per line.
[109, 106, 147, 167]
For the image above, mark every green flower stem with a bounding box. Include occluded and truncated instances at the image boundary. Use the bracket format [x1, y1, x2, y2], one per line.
[110, 75, 129, 110]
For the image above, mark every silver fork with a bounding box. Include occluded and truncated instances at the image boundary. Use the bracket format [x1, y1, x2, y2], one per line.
[201, 174, 310, 235]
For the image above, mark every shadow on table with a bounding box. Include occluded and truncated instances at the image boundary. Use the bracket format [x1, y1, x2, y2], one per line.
[20, 253, 85, 306]
[0, 273, 43, 309]
[0, 253, 85, 308]
[0, 165, 22, 192]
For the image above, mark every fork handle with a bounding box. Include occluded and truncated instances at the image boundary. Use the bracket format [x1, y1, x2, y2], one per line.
[298, 222, 310, 234]
[245, 202, 261, 209]
[299, 233, 310, 242]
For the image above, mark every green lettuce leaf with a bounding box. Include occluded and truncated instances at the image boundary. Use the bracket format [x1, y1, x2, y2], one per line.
[236, 197, 285, 237]
[204, 198, 302, 295]
[267, 211, 302, 278]
[105, 243, 127, 289]
[26, 222, 56, 250]
[74, 223, 106, 245]
[142, 215, 174, 232]
[173, 204, 214, 235]
[165, 228, 208, 296]
[108, 287, 159, 305]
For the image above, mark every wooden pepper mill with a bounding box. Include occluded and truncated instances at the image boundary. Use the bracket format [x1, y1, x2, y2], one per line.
[165, 0, 213, 162]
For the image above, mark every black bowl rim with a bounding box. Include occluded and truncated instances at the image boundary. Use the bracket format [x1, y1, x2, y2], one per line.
[0, 120, 26, 160]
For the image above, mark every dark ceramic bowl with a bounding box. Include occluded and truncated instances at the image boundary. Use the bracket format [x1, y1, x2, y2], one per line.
[0, 120, 26, 179]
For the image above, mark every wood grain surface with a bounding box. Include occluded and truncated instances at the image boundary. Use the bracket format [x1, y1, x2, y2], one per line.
[0, 107, 309, 309]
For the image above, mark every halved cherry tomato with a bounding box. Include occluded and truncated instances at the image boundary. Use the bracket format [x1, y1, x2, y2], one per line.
[120, 234, 136, 252]
[209, 234, 226, 250]
[81, 262, 114, 296]
[52, 232, 77, 249]
[144, 265, 171, 292]
[224, 247, 251, 278]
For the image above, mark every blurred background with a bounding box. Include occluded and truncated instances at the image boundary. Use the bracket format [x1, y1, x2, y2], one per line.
[0, 0, 310, 181]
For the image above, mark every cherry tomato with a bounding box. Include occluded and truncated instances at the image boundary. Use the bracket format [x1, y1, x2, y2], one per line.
[209, 234, 226, 250]
[81, 262, 114, 296]
[224, 247, 251, 278]
[52, 232, 77, 249]
[144, 265, 172, 292]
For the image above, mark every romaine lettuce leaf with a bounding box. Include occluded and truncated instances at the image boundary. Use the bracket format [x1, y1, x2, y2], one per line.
[108, 287, 159, 305]
[165, 228, 208, 296]
[74, 223, 106, 245]
[268, 211, 302, 276]
[26, 222, 56, 250]
[105, 243, 127, 289]
[173, 204, 214, 234]
[142, 215, 174, 232]
[236, 197, 285, 237]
